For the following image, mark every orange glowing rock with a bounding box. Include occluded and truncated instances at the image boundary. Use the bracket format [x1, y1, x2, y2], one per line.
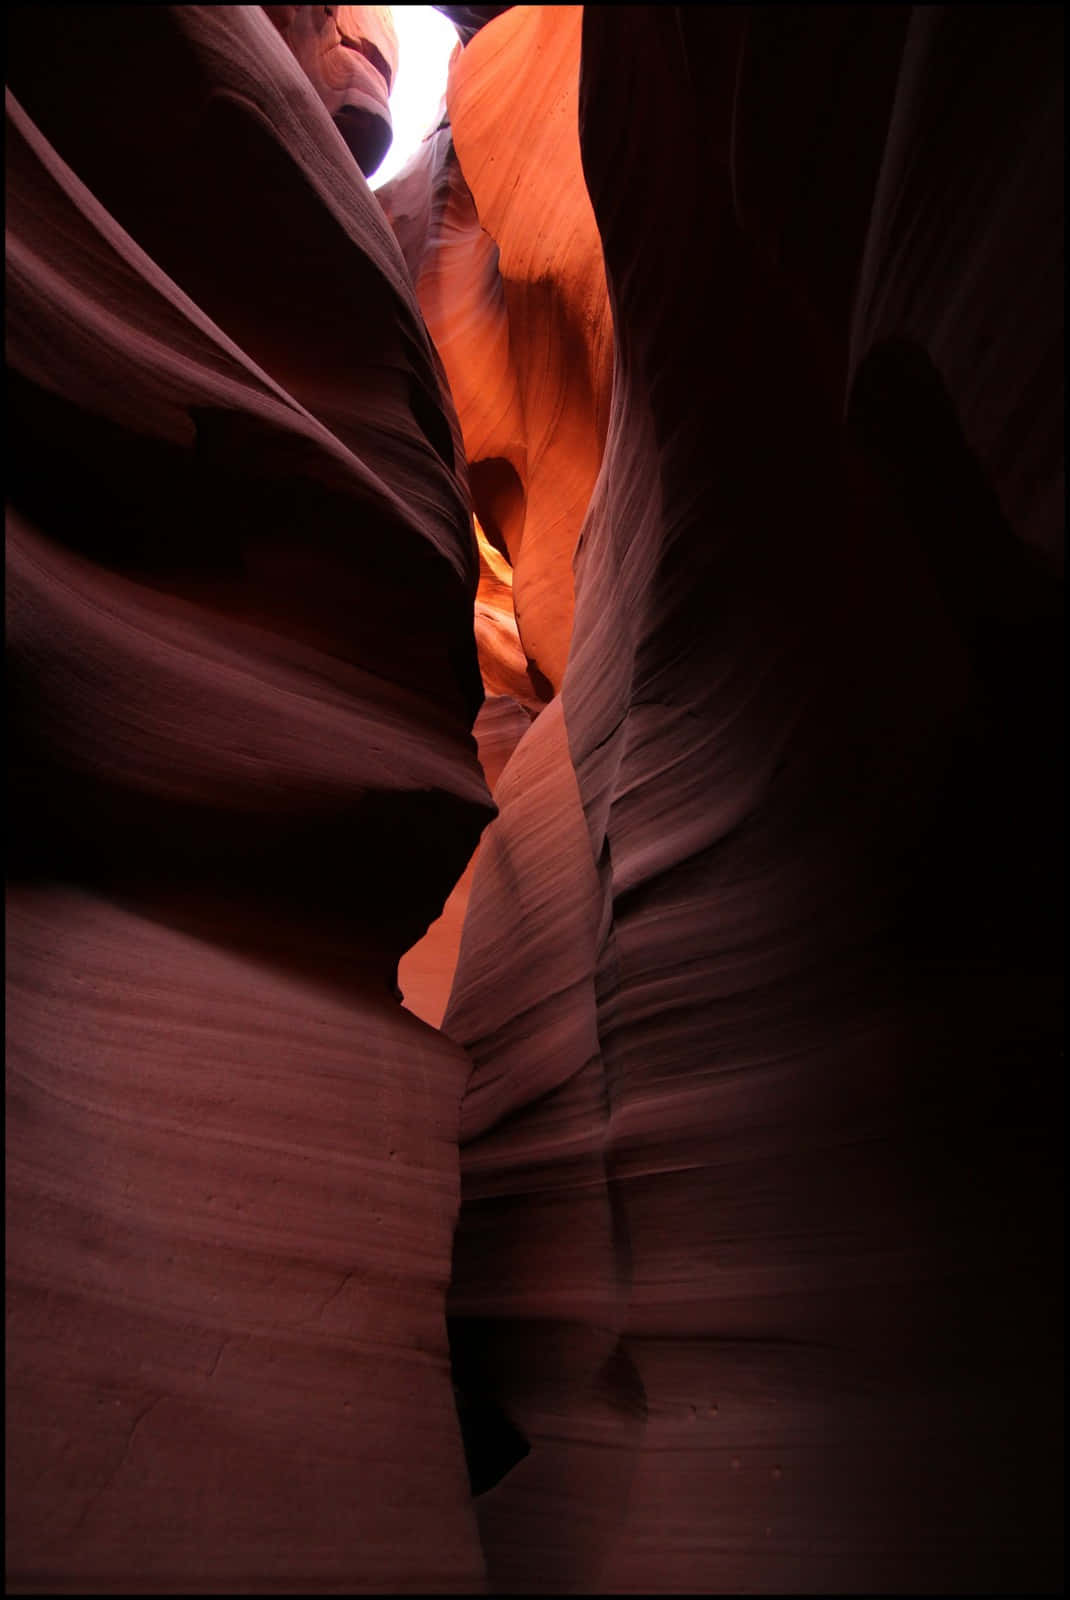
[6, 1, 1062, 1592]
[449, 4, 613, 691]
[378, 133, 533, 688]
[381, 5, 612, 694]
[473, 518, 544, 708]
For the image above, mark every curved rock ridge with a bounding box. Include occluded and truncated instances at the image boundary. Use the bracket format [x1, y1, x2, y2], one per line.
[6, 5, 472, 592]
[5, 5, 492, 1590]
[442, 5, 1063, 1593]
[394, 512, 540, 1027]
[444, 698, 642, 1588]
[472, 519, 544, 711]
[398, 690, 533, 1031]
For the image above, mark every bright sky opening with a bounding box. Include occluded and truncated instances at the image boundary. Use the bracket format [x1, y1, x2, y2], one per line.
[368, 6, 459, 190]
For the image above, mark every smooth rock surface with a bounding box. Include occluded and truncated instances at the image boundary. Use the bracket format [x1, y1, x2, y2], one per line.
[7, 886, 484, 1594]
[383, 4, 613, 693]
[265, 5, 398, 178]
[6, 2, 1063, 1595]
[5, 6, 490, 1590]
[398, 688, 533, 1030]
[443, 5, 1063, 1593]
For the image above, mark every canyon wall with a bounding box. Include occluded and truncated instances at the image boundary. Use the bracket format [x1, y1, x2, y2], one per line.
[439, 3, 1063, 1592]
[6, 3, 1064, 1594]
[6, 6, 489, 1591]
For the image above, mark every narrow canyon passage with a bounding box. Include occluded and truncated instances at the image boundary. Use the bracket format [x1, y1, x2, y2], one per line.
[5, 5, 1063, 1595]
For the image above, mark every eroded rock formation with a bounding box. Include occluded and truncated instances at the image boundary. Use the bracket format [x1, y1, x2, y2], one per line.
[265, 4, 398, 177]
[380, 4, 613, 695]
[6, 6, 488, 1590]
[441, 6, 1063, 1592]
[6, 3, 1063, 1595]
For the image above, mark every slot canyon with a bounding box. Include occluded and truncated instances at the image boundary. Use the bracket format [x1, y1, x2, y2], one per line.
[5, 4, 1063, 1593]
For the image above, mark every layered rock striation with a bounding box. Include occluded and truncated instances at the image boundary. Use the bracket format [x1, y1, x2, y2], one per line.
[5, 3, 1063, 1595]
[441, 4, 1063, 1593]
[6, 6, 490, 1591]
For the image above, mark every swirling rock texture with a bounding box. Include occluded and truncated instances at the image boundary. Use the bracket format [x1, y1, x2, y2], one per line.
[264, 5, 399, 178]
[6, 4, 489, 1592]
[5, 4, 1064, 1598]
[441, 3, 1063, 1595]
